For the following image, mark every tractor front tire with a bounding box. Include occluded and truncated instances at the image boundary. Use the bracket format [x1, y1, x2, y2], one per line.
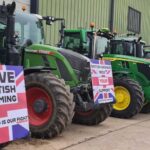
[73, 104, 112, 125]
[112, 77, 144, 118]
[25, 73, 74, 138]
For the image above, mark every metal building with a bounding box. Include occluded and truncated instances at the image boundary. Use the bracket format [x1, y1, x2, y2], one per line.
[38, 0, 110, 45]
[37, 0, 150, 45]
[1, 0, 149, 45]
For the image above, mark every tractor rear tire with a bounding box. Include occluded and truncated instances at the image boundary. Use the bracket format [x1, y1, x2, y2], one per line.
[141, 103, 150, 113]
[112, 77, 144, 118]
[25, 73, 74, 138]
[73, 104, 112, 125]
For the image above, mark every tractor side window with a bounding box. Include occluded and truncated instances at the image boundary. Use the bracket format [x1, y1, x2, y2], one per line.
[15, 13, 44, 46]
[111, 42, 124, 55]
[116, 43, 123, 54]
[15, 22, 30, 45]
[15, 22, 22, 44]
[123, 42, 134, 55]
[111, 41, 134, 56]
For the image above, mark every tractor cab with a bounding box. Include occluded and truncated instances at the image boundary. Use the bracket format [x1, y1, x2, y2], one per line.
[63, 28, 112, 58]
[63, 29, 91, 56]
[15, 13, 44, 46]
[0, 2, 45, 64]
[109, 36, 145, 58]
[63, 29, 147, 60]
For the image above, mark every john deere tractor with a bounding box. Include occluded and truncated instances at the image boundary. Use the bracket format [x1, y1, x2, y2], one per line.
[0, 2, 113, 146]
[104, 33, 150, 114]
[0, 2, 74, 145]
[61, 27, 150, 118]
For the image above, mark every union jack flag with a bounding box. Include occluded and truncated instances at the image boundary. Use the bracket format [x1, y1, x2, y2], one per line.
[0, 65, 29, 144]
[90, 59, 115, 104]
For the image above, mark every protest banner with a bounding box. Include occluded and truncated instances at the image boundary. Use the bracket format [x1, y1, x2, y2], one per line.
[0, 65, 29, 144]
[90, 59, 115, 104]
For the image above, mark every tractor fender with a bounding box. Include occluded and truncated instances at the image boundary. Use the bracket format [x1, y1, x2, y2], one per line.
[24, 66, 56, 76]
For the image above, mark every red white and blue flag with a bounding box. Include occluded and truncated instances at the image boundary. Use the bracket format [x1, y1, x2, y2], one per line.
[0, 65, 29, 144]
[90, 59, 115, 104]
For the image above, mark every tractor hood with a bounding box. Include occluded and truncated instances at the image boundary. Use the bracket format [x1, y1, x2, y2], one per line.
[25, 44, 90, 82]
[57, 48, 90, 82]
[103, 54, 150, 64]
[26, 44, 62, 56]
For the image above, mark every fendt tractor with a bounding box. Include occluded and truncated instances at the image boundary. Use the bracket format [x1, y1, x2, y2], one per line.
[0, 2, 74, 146]
[61, 26, 150, 118]
[18, 11, 113, 124]
[0, 2, 113, 146]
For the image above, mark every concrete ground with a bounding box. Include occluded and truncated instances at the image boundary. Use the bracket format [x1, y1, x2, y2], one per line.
[4, 114, 150, 150]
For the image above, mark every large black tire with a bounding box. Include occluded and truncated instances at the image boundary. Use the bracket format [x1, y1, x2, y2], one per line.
[25, 73, 74, 138]
[141, 102, 150, 113]
[112, 77, 144, 118]
[73, 104, 112, 125]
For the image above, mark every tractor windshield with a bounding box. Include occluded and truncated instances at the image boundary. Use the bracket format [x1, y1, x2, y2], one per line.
[63, 32, 81, 50]
[15, 13, 44, 45]
[110, 41, 134, 55]
[63, 31, 93, 57]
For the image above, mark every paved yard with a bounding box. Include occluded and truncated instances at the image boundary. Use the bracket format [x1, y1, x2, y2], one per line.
[5, 114, 150, 150]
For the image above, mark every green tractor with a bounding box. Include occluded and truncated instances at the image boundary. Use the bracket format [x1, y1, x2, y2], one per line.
[0, 2, 113, 146]
[0, 2, 74, 144]
[110, 35, 150, 59]
[61, 27, 150, 118]
[105, 34, 150, 114]
[20, 16, 113, 126]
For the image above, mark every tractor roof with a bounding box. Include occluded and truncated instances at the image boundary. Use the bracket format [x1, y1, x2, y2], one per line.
[15, 12, 42, 20]
[113, 36, 146, 44]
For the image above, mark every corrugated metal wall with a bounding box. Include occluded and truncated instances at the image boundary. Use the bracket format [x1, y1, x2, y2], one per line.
[113, 0, 150, 44]
[39, 0, 150, 45]
[39, 0, 110, 45]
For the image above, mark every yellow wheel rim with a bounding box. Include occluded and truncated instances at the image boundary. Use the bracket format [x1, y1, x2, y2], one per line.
[113, 86, 131, 111]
